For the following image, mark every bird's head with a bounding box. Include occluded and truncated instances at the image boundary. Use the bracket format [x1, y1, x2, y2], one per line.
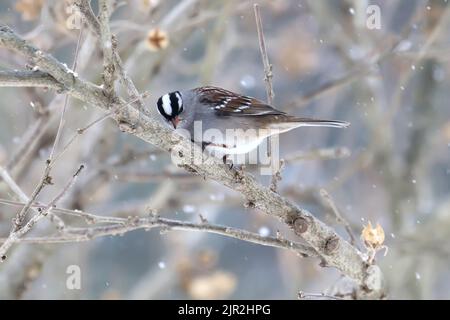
[156, 91, 184, 129]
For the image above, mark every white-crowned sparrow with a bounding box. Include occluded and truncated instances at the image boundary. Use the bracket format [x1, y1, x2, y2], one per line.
[156, 86, 349, 158]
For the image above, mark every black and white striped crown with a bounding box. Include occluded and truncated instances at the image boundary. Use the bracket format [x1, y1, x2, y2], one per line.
[157, 91, 183, 121]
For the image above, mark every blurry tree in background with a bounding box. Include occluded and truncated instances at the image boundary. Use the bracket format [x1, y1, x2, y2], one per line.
[0, 0, 449, 299]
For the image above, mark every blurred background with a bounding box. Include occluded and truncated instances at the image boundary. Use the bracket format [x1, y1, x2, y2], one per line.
[0, 0, 449, 299]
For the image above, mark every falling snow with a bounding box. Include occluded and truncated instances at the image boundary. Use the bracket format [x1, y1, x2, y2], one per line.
[67, 69, 78, 77]
[258, 226, 270, 237]
[396, 40, 412, 52]
[182, 204, 196, 213]
[209, 193, 225, 201]
[240, 75, 256, 89]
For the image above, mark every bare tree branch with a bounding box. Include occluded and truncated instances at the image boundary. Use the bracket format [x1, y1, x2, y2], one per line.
[48, 26, 83, 161]
[0, 165, 84, 260]
[98, 0, 116, 96]
[0, 201, 316, 258]
[73, 0, 147, 117]
[320, 189, 358, 247]
[7, 161, 53, 234]
[254, 4, 274, 105]
[0, 70, 62, 90]
[254, 4, 280, 187]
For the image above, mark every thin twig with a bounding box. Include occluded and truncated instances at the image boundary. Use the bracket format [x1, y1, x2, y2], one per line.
[254, 4, 274, 105]
[6, 110, 51, 172]
[10, 164, 52, 232]
[269, 159, 285, 193]
[0, 198, 123, 224]
[74, 0, 148, 120]
[298, 291, 345, 300]
[98, 0, 117, 96]
[0, 165, 84, 260]
[8, 28, 84, 233]
[52, 91, 150, 164]
[0, 198, 316, 257]
[320, 188, 358, 247]
[48, 26, 84, 161]
[0, 205, 316, 258]
[0, 166, 29, 202]
[0, 165, 65, 232]
[103, 170, 197, 183]
[254, 3, 280, 188]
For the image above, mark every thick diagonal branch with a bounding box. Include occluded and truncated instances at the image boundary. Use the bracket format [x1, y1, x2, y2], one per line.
[0, 70, 62, 89]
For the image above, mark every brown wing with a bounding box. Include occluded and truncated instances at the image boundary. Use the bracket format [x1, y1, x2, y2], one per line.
[194, 86, 286, 116]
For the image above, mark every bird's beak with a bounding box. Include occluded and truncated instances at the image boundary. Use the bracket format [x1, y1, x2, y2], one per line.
[171, 116, 180, 129]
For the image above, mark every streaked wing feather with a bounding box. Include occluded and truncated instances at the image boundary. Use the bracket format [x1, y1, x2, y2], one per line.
[194, 86, 286, 116]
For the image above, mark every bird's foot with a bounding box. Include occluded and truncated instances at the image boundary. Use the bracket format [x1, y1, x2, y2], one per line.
[222, 155, 233, 170]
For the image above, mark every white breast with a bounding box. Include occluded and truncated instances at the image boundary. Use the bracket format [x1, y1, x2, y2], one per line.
[205, 136, 267, 157]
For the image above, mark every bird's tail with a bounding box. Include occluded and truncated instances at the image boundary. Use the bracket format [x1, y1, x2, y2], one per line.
[289, 117, 350, 128]
[271, 117, 350, 132]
